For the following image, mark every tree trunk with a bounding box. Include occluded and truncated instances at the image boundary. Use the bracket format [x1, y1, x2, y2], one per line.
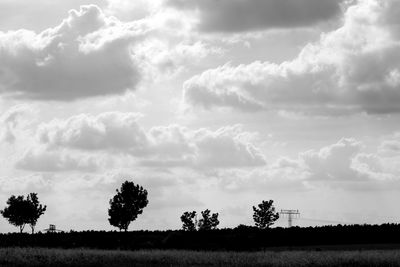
[31, 225, 35, 234]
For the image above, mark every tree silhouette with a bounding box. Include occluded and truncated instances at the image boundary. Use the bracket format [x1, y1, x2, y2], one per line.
[26, 193, 47, 234]
[198, 209, 219, 231]
[108, 181, 148, 232]
[180, 211, 197, 231]
[1, 193, 46, 233]
[253, 200, 279, 229]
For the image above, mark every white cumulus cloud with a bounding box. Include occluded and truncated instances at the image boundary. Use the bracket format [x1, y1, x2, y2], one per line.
[183, 0, 400, 115]
[0, 5, 149, 101]
[36, 112, 266, 169]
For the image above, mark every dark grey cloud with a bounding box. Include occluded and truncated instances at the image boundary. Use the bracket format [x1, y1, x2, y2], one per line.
[167, 0, 343, 32]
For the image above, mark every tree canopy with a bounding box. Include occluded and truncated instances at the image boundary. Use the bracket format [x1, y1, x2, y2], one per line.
[1, 193, 46, 233]
[253, 200, 279, 229]
[198, 209, 219, 231]
[181, 209, 220, 231]
[108, 181, 149, 231]
[26, 193, 47, 234]
[180, 211, 197, 231]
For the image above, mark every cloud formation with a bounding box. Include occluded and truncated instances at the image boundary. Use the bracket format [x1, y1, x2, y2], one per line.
[144, 125, 266, 168]
[301, 138, 363, 181]
[183, 0, 400, 115]
[0, 0, 107, 31]
[106, 0, 163, 21]
[167, 0, 343, 33]
[38, 112, 149, 154]
[295, 138, 399, 184]
[15, 149, 102, 172]
[37, 112, 266, 169]
[379, 133, 400, 155]
[0, 105, 34, 143]
[298, 137, 400, 184]
[0, 5, 147, 101]
[218, 137, 400, 192]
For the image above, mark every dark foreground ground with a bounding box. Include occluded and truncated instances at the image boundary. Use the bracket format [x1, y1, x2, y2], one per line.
[2, 247, 400, 267]
[2, 225, 400, 266]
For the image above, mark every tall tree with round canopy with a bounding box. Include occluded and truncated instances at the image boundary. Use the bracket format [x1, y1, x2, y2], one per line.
[108, 181, 149, 232]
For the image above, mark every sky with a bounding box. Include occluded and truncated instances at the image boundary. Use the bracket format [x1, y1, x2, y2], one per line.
[1, 0, 400, 232]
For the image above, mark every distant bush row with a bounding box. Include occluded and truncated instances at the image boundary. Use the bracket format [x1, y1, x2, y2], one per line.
[1, 224, 400, 251]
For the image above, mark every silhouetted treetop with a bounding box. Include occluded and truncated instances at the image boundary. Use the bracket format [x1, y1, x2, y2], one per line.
[198, 209, 219, 231]
[108, 180, 148, 232]
[180, 209, 220, 231]
[180, 211, 197, 231]
[26, 193, 47, 234]
[253, 200, 279, 229]
[1, 193, 46, 233]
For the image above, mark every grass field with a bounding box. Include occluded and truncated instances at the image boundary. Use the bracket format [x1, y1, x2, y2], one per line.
[1, 248, 400, 267]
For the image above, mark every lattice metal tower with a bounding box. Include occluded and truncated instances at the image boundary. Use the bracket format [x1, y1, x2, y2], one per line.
[280, 209, 300, 227]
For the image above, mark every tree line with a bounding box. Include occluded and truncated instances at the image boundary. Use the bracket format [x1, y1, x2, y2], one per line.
[0, 180, 280, 233]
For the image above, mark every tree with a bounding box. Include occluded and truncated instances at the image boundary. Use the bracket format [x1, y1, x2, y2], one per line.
[1, 195, 28, 233]
[1, 193, 46, 233]
[26, 193, 47, 234]
[108, 181, 148, 232]
[180, 211, 197, 231]
[252, 200, 279, 229]
[198, 209, 219, 231]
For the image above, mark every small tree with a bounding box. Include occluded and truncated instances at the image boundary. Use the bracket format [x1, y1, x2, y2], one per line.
[253, 200, 279, 229]
[198, 209, 219, 231]
[180, 211, 197, 231]
[1, 195, 28, 233]
[1, 193, 46, 233]
[26, 193, 47, 234]
[108, 181, 148, 232]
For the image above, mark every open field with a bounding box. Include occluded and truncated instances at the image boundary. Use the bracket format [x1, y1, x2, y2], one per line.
[2, 248, 400, 267]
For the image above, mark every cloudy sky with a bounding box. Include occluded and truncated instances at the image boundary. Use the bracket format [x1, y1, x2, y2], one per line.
[1, 0, 400, 232]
